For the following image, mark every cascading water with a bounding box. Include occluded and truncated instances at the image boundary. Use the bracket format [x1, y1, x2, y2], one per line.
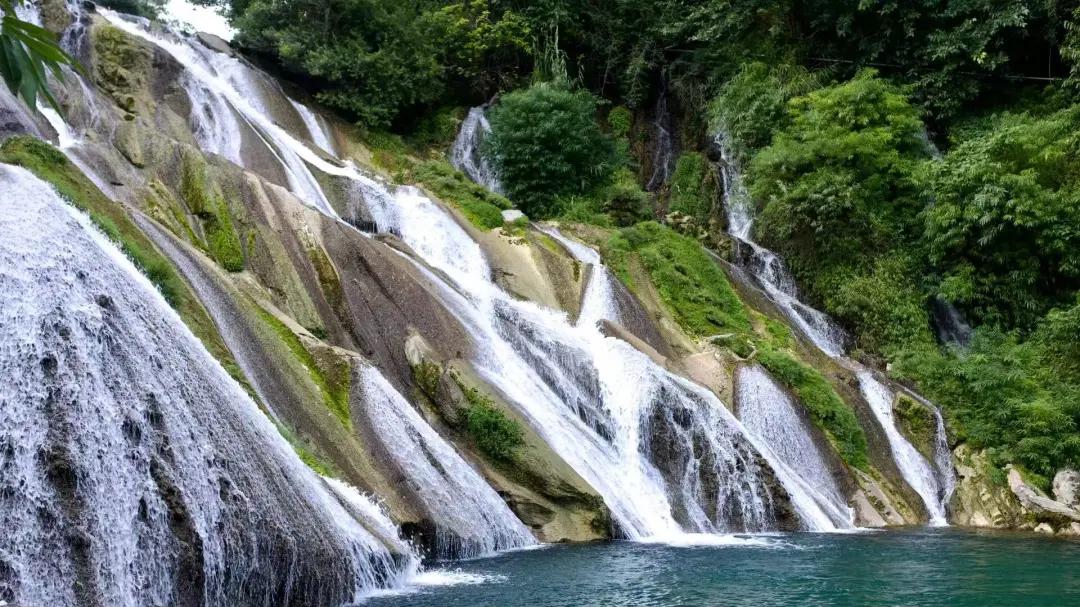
[449, 106, 504, 195]
[87, 7, 848, 540]
[646, 82, 676, 192]
[736, 366, 853, 526]
[100, 9, 338, 217]
[377, 184, 846, 535]
[355, 367, 537, 559]
[713, 132, 954, 524]
[0, 164, 417, 606]
[291, 98, 337, 155]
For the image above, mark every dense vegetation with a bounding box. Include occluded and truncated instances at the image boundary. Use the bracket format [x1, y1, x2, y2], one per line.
[94, 0, 1080, 480]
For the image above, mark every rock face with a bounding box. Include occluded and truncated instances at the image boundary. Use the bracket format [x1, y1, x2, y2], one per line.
[949, 445, 1028, 528]
[1053, 469, 1080, 509]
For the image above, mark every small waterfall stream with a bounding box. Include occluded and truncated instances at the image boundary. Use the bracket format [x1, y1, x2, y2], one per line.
[449, 106, 504, 195]
[0, 164, 418, 605]
[714, 133, 955, 524]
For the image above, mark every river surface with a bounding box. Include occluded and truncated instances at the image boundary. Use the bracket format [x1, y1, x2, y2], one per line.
[373, 528, 1080, 606]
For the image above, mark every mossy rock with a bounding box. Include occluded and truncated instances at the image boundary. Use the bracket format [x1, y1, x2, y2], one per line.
[894, 394, 936, 462]
[91, 23, 153, 115]
[179, 151, 245, 272]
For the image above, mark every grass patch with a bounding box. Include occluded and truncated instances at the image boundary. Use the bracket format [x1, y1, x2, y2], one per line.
[414, 159, 511, 230]
[603, 221, 750, 336]
[257, 307, 351, 429]
[756, 347, 870, 470]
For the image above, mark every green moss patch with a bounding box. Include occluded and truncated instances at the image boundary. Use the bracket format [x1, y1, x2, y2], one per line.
[460, 384, 526, 462]
[91, 23, 151, 114]
[604, 221, 750, 336]
[256, 307, 351, 429]
[668, 152, 716, 220]
[756, 348, 870, 470]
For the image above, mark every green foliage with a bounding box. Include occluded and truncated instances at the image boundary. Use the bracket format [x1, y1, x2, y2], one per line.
[756, 348, 870, 470]
[710, 62, 818, 163]
[604, 221, 750, 336]
[0, 137, 185, 307]
[818, 254, 935, 356]
[409, 106, 465, 149]
[922, 106, 1080, 329]
[414, 159, 511, 230]
[750, 71, 926, 277]
[668, 152, 715, 220]
[461, 386, 525, 462]
[607, 105, 632, 138]
[893, 302, 1080, 479]
[486, 83, 618, 218]
[0, 0, 76, 110]
[233, 0, 529, 127]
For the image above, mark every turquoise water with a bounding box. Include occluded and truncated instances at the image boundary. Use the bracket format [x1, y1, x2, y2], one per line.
[374, 529, 1080, 606]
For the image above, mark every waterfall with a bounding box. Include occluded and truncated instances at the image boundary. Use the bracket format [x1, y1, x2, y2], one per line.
[449, 106, 504, 195]
[736, 366, 854, 526]
[646, 82, 676, 192]
[84, 8, 848, 539]
[930, 296, 973, 347]
[713, 132, 955, 523]
[377, 187, 845, 535]
[100, 9, 337, 217]
[0, 164, 418, 606]
[290, 98, 337, 155]
[355, 367, 537, 559]
[857, 372, 948, 525]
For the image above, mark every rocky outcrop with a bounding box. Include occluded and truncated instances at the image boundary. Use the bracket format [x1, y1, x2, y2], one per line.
[1007, 466, 1080, 526]
[949, 445, 1028, 528]
[405, 335, 611, 542]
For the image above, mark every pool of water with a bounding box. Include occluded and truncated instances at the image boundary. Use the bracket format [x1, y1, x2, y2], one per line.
[372, 528, 1080, 606]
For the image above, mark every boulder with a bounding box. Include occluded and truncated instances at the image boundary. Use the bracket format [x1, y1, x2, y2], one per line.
[1053, 469, 1080, 509]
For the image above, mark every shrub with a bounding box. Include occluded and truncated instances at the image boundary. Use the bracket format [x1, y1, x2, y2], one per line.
[487, 83, 618, 218]
[607, 105, 633, 138]
[462, 387, 525, 462]
[710, 62, 819, 163]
